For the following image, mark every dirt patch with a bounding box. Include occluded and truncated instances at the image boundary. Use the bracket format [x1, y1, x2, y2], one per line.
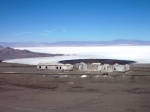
[9, 83, 59, 90]
[128, 88, 150, 94]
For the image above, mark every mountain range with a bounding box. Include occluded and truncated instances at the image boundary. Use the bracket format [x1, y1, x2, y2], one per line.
[0, 40, 150, 47]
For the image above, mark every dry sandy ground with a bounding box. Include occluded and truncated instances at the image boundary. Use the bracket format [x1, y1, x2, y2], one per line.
[0, 62, 150, 112]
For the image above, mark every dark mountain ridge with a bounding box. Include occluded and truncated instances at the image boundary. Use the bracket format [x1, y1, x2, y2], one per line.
[59, 59, 135, 65]
[0, 46, 63, 60]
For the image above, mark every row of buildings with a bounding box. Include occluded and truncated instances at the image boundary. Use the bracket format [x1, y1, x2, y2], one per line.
[37, 62, 130, 72]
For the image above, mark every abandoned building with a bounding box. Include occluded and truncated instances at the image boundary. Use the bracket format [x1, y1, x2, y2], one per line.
[37, 63, 73, 71]
[37, 62, 130, 72]
[75, 62, 130, 72]
[113, 63, 130, 72]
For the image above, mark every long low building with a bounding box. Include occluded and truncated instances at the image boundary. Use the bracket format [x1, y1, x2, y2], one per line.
[37, 63, 73, 71]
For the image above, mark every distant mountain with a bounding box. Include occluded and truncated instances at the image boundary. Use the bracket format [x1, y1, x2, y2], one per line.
[0, 40, 150, 47]
[49, 40, 150, 46]
[0, 46, 63, 60]
[0, 42, 47, 47]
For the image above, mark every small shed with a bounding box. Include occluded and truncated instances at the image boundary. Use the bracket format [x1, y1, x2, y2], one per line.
[101, 64, 113, 72]
[87, 63, 103, 71]
[78, 62, 87, 70]
[113, 63, 130, 72]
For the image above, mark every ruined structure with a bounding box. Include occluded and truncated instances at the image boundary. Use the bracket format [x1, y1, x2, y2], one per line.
[37, 62, 130, 72]
[75, 62, 130, 72]
[113, 63, 130, 72]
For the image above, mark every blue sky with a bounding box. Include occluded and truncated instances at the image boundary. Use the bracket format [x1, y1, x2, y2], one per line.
[0, 0, 150, 42]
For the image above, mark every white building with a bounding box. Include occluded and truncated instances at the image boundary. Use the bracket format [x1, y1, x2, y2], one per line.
[37, 63, 73, 71]
[89, 63, 102, 71]
[76, 62, 130, 72]
[113, 63, 130, 72]
[102, 64, 114, 72]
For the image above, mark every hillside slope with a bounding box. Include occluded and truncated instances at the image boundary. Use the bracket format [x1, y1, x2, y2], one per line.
[0, 46, 63, 60]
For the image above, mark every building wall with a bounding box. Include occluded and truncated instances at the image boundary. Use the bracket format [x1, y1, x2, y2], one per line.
[125, 64, 130, 71]
[113, 66, 125, 72]
[78, 62, 87, 70]
[107, 65, 114, 72]
[62, 65, 73, 70]
[37, 64, 73, 71]
[78, 63, 101, 71]
[113, 64, 130, 72]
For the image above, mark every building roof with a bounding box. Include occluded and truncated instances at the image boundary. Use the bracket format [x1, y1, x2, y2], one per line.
[37, 63, 72, 66]
[37, 63, 64, 66]
[91, 63, 101, 65]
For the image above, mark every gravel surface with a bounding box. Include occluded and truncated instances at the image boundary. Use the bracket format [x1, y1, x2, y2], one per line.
[0, 62, 150, 112]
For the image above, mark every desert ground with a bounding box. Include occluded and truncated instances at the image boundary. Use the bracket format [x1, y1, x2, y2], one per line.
[0, 62, 150, 112]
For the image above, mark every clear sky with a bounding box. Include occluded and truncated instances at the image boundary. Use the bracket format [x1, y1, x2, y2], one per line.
[0, 0, 150, 42]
